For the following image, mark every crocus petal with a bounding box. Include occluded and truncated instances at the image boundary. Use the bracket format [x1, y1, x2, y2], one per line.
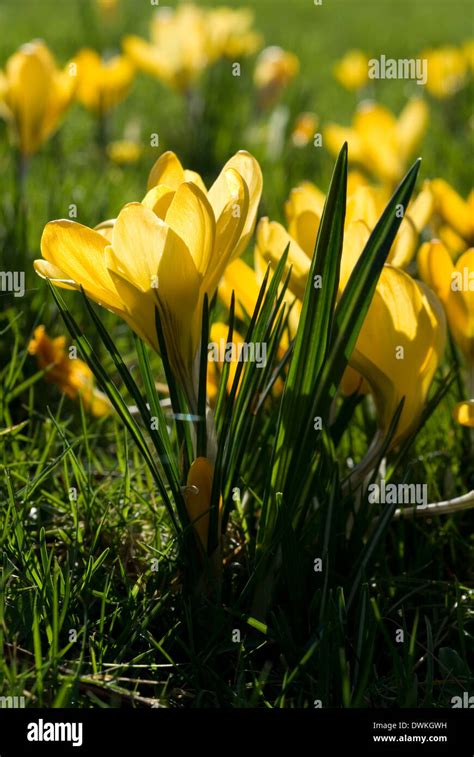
[256, 217, 309, 301]
[340, 220, 371, 290]
[164, 182, 215, 276]
[203, 168, 249, 294]
[323, 124, 363, 163]
[349, 266, 446, 445]
[396, 98, 428, 161]
[431, 178, 473, 242]
[147, 150, 187, 191]
[40, 220, 118, 307]
[218, 258, 261, 320]
[207, 150, 262, 258]
[417, 240, 454, 301]
[33, 259, 79, 290]
[141, 185, 175, 219]
[354, 103, 403, 183]
[111, 203, 169, 292]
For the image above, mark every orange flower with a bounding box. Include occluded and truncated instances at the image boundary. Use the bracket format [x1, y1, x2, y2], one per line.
[28, 326, 111, 417]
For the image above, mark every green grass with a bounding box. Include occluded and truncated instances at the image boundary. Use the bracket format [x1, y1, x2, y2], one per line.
[0, 0, 473, 708]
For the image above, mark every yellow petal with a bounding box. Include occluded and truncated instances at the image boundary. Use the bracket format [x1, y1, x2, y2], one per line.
[417, 239, 454, 301]
[346, 185, 380, 229]
[208, 150, 262, 259]
[340, 220, 371, 291]
[354, 102, 402, 183]
[218, 258, 260, 320]
[111, 203, 169, 291]
[204, 168, 248, 294]
[147, 150, 187, 191]
[445, 249, 474, 359]
[396, 98, 428, 161]
[141, 185, 175, 219]
[453, 400, 474, 428]
[349, 266, 446, 445]
[285, 182, 324, 257]
[323, 124, 363, 162]
[431, 178, 472, 242]
[40, 220, 118, 307]
[164, 182, 215, 276]
[256, 217, 309, 301]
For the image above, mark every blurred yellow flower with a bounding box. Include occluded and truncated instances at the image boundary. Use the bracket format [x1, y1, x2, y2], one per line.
[107, 139, 142, 164]
[324, 99, 428, 184]
[124, 5, 208, 92]
[184, 456, 216, 550]
[0, 40, 75, 157]
[418, 242, 474, 362]
[34, 151, 262, 409]
[28, 326, 111, 417]
[279, 176, 433, 272]
[254, 46, 299, 109]
[123, 4, 260, 93]
[453, 400, 474, 428]
[206, 7, 262, 60]
[72, 48, 134, 116]
[334, 49, 369, 91]
[421, 45, 468, 98]
[291, 112, 319, 147]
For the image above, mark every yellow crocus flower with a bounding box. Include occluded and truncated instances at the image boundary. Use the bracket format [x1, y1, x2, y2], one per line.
[324, 99, 428, 184]
[107, 139, 142, 165]
[418, 242, 474, 429]
[205, 7, 262, 60]
[28, 326, 111, 417]
[256, 197, 446, 446]
[333, 49, 369, 91]
[124, 5, 260, 93]
[281, 177, 433, 270]
[254, 46, 299, 109]
[34, 151, 262, 409]
[0, 40, 75, 157]
[418, 242, 474, 362]
[421, 45, 468, 99]
[123, 5, 210, 92]
[72, 49, 134, 116]
[347, 267, 446, 445]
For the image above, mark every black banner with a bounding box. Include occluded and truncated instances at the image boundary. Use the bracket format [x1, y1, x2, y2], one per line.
[0, 708, 472, 756]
